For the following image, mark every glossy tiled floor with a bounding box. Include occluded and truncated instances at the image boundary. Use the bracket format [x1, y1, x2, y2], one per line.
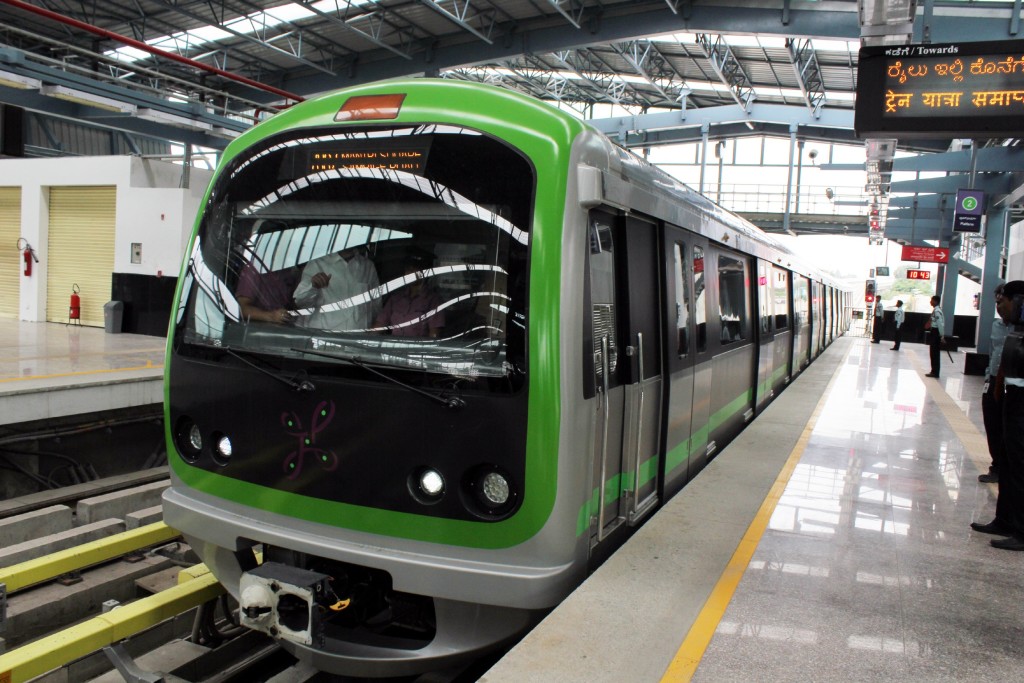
[0, 319, 165, 385]
[696, 337, 1022, 682]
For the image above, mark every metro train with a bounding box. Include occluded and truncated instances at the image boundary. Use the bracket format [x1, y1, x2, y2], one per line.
[162, 79, 849, 677]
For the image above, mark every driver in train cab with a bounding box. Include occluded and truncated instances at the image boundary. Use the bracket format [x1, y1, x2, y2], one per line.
[374, 261, 446, 338]
[293, 245, 381, 331]
[236, 262, 297, 324]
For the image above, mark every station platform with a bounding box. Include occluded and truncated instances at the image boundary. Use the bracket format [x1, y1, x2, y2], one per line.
[483, 334, 1020, 682]
[0, 320, 165, 427]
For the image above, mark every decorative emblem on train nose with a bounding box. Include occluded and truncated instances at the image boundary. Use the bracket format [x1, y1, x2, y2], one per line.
[281, 400, 339, 479]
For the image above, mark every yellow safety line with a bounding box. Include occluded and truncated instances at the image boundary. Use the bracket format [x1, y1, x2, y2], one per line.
[0, 349, 165, 364]
[0, 565, 223, 683]
[0, 362, 163, 383]
[661, 341, 852, 682]
[908, 347, 996, 484]
[0, 522, 180, 593]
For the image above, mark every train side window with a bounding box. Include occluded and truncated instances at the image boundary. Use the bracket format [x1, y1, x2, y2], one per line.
[758, 262, 771, 335]
[672, 242, 690, 356]
[693, 246, 707, 353]
[588, 214, 618, 382]
[773, 267, 789, 330]
[718, 254, 747, 345]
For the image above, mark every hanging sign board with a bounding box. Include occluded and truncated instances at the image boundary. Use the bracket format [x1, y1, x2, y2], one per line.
[953, 189, 985, 233]
[901, 245, 949, 263]
[855, 39, 1024, 138]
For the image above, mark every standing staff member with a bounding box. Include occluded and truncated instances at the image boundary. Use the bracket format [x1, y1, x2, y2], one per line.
[924, 295, 945, 378]
[978, 283, 1008, 484]
[871, 298, 884, 344]
[890, 300, 905, 351]
[983, 281, 1024, 550]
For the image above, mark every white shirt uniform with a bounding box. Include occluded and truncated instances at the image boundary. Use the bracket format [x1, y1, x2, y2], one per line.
[294, 252, 381, 331]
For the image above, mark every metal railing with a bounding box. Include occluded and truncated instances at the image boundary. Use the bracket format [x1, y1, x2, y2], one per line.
[703, 184, 872, 216]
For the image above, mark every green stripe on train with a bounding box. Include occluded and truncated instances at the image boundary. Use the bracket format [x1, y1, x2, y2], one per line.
[575, 386, 754, 537]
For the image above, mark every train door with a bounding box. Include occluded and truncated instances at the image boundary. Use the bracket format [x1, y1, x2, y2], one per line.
[772, 267, 793, 388]
[755, 260, 774, 412]
[661, 227, 712, 497]
[586, 211, 663, 548]
[794, 275, 811, 370]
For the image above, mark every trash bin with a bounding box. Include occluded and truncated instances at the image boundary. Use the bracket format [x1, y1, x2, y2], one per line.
[104, 301, 124, 334]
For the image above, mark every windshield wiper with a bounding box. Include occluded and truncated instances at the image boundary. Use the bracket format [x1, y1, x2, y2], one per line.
[291, 347, 465, 410]
[223, 347, 315, 393]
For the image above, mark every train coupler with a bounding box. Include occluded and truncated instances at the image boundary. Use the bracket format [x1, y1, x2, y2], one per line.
[239, 562, 334, 647]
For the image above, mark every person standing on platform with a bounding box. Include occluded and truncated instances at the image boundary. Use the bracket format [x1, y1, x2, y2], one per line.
[924, 295, 945, 378]
[890, 300, 905, 350]
[871, 298, 884, 344]
[978, 283, 1008, 484]
[979, 280, 1024, 550]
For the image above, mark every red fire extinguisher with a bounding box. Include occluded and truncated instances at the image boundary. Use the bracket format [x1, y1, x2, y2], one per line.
[69, 284, 81, 322]
[17, 238, 38, 277]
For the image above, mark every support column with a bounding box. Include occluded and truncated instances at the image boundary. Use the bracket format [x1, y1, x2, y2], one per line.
[976, 207, 1009, 354]
[698, 123, 709, 195]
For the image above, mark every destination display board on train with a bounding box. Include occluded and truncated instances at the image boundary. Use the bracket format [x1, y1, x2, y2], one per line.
[856, 40, 1024, 138]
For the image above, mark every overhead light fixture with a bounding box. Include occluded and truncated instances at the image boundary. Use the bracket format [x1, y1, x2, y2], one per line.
[137, 108, 213, 132]
[0, 69, 41, 90]
[40, 85, 137, 113]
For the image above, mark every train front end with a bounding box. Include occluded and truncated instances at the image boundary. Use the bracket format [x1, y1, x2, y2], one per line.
[162, 81, 588, 676]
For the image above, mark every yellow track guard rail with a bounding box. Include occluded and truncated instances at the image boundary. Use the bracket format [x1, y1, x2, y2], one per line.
[0, 522, 180, 594]
[0, 565, 223, 683]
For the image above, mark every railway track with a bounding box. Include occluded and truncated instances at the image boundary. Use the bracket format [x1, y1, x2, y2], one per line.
[0, 472, 504, 683]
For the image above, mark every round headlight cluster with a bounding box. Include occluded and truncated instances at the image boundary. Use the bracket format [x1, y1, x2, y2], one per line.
[407, 464, 518, 519]
[174, 417, 234, 467]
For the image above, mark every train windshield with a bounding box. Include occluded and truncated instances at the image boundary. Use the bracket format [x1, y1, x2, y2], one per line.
[176, 124, 532, 385]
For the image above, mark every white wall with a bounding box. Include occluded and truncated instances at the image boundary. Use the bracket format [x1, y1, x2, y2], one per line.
[1007, 219, 1024, 283]
[0, 156, 213, 322]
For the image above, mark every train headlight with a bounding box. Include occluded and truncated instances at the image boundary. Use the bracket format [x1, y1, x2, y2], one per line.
[174, 417, 202, 463]
[211, 432, 233, 466]
[188, 425, 203, 451]
[463, 466, 518, 519]
[420, 469, 444, 496]
[409, 467, 445, 504]
[481, 472, 510, 506]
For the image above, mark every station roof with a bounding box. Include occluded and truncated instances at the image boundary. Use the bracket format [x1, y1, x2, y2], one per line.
[0, 0, 1020, 242]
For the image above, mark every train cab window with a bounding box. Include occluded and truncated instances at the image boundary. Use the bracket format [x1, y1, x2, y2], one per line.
[773, 267, 789, 330]
[672, 242, 690, 356]
[693, 246, 707, 353]
[176, 123, 532, 392]
[717, 254, 747, 345]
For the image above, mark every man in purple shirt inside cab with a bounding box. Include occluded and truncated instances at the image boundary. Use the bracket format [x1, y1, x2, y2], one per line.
[374, 261, 445, 338]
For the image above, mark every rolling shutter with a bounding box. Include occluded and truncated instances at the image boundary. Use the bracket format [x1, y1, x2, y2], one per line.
[46, 186, 116, 327]
[0, 187, 19, 318]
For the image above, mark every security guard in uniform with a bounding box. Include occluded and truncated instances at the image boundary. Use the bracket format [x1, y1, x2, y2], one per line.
[985, 280, 1024, 550]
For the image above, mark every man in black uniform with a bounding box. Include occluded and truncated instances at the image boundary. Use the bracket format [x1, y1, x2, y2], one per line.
[983, 280, 1024, 550]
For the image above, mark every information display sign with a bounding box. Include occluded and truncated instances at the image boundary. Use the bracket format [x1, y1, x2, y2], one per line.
[953, 189, 985, 233]
[907, 269, 932, 280]
[856, 40, 1024, 137]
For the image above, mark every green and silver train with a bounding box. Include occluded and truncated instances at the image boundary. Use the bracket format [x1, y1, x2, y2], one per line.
[162, 79, 848, 677]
